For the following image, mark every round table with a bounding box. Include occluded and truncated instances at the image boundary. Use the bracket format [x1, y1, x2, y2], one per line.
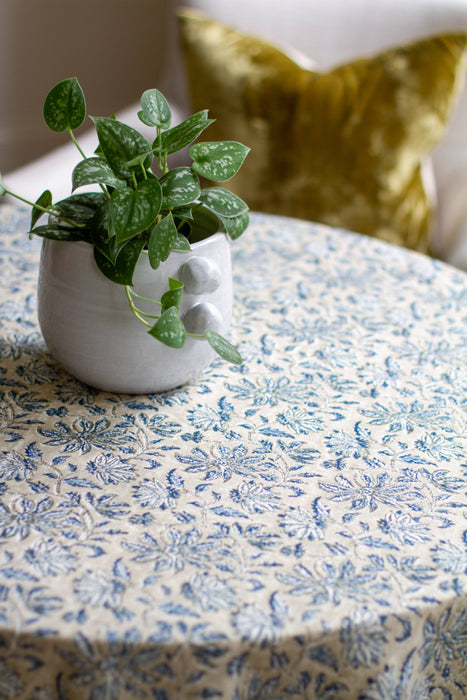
[0, 205, 466, 699]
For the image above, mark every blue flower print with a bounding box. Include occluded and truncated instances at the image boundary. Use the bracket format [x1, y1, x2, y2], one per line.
[415, 432, 464, 462]
[123, 529, 218, 573]
[187, 403, 232, 432]
[277, 407, 323, 434]
[54, 380, 98, 406]
[431, 541, 467, 574]
[24, 538, 77, 576]
[73, 570, 125, 609]
[38, 418, 132, 453]
[378, 511, 431, 546]
[59, 630, 163, 698]
[232, 593, 287, 644]
[358, 357, 401, 388]
[0, 450, 37, 481]
[360, 400, 453, 434]
[132, 478, 178, 510]
[278, 561, 376, 606]
[0, 496, 78, 540]
[0, 660, 22, 698]
[420, 606, 467, 671]
[340, 608, 387, 668]
[325, 430, 368, 459]
[182, 572, 236, 612]
[320, 472, 411, 512]
[226, 376, 313, 407]
[176, 444, 276, 481]
[280, 499, 330, 541]
[16, 356, 61, 384]
[360, 649, 429, 700]
[87, 454, 136, 484]
[230, 481, 280, 513]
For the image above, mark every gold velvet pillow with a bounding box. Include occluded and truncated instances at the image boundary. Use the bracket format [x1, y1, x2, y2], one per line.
[178, 10, 467, 252]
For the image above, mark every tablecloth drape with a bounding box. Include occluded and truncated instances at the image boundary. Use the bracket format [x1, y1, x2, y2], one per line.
[0, 204, 466, 699]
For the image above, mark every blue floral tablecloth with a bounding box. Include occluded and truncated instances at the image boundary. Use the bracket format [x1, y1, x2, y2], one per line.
[0, 203, 467, 700]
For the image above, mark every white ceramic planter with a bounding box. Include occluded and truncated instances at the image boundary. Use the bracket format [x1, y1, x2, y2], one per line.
[37, 230, 232, 393]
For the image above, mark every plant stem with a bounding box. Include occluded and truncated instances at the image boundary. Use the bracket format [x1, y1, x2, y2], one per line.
[3, 188, 84, 228]
[3, 188, 53, 214]
[125, 285, 156, 328]
[127, 287, 162, 306]
[67, 127, 87, 160]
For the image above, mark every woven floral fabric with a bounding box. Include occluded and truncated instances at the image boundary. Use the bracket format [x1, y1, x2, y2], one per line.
[0, 202, 466, 699]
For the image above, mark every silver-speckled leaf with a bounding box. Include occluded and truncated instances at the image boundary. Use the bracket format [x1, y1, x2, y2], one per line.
[149, 306, 187, 348]
[43, 77, 86, 132]
[160, 167, 201, 209]
[199, 188, 248, 218]
[110, 178, 161, 244]
[190, 141, 250, 182]
[72, 158, 126, 192]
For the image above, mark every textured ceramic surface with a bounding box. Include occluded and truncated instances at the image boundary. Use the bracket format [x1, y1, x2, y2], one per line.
[37, 232, 232, 393]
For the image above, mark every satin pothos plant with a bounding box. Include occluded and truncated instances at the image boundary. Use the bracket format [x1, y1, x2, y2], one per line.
[0, 77, 250, 364]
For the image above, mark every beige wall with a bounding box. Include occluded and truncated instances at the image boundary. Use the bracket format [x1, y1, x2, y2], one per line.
[0, 0, 169, 173]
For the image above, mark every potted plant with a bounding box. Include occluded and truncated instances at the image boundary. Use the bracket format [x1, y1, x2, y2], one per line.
[0, 78, 250, 393]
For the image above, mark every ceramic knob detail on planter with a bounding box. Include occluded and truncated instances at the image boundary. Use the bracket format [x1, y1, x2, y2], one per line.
[179, 255, 222, 294]
[182, 302, 224, 335]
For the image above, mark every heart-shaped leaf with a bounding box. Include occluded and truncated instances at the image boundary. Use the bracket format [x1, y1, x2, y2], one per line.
[148, 306, 186, 348]
[205, 328, 242, 365]
[161, 278, 184, 312]
[139, 89, 171, 128]
[92, 117, 153, 179]
[91, 199, 118, 262]
[110, 178, 161, 244]
[30, 224, 91, 242]
[94, 236, 146, 285]
[160, 111, 214, 154]
[55, 192, 107, 225]
[171, 234, 191, 252]
[160, 167, 200, 210]
[218, 210, 250, 240]
[190, 141, 250, 182]
[72, 158, 126, 191]
[198, 188, 248, 218]
[31, 190, 52, 229]
[148, 212, 178, 269]
[43, 77, 86, 132]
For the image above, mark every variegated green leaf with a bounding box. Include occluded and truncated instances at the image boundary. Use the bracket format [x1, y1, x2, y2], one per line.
[43, 77, 86, 132]
[198, 187, 248, 218]
[31, 190, 52, 228]
[218, 210, 250, 240]
[72, 158, 126, 191]
[94, 236, 146, 285]
[30, 224, 91, 242]
[160, 167, 200, 209]
[148, 212, 178, 269]
[110, 178, 161, 244]
[148, 306, 186, 348]
[92, 117, 153, 179]
[190, 141, 250, 182]
[160, 111, 214, 154]
[171, 234, 191, 252]
[139, 89, 171, 128]
[161, 278, 184, 312]
[55, 192, 107, 225]
[205, 329, 242, 365]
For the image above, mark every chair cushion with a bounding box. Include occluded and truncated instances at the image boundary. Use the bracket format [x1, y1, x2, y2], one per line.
[178, 9, 467, 252]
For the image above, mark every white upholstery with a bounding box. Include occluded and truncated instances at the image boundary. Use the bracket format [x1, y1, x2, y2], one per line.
[5, 0, 467, 269]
